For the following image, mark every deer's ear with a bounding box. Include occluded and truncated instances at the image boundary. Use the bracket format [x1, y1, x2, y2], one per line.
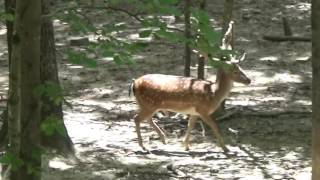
[230, 54, 239, 64]
[239, 53, 246, 62]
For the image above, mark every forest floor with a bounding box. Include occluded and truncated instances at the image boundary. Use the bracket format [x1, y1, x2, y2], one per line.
[0, 0, 313, 179]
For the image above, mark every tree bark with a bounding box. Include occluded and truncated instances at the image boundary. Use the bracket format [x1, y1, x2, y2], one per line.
[0, 0, 74, 155]
[184, 0, 191, 77]
[9, 0, 42, 179]
[222, 0, 234, 41]
[0, 0, 15, 151]
[197, 0, 206, 80]
[312, 0, 320, 179]
[40, 0, 74, 154]
[214, 0, 234, 117]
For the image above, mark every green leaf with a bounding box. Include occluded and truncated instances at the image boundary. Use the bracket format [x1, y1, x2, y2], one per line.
[34, 81, 64, 105]
[113, 54, 123, 64]
[0, 152, 23, 171]
[158, 5, 181, 16]
[192, 9, 210, 25]
[67, 50, 97, 68]
[65, 11, 96, 34]
[139, 30, 153, 38]
[159, 0, 178, 5]
[155, 29, 186, 43]
[0, 13, 15, 21]
[127, 42, 149, 52]
[41, 115, 66, 137]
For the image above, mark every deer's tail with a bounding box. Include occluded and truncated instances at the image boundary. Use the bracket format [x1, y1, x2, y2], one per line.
[128, 79, 135, 97]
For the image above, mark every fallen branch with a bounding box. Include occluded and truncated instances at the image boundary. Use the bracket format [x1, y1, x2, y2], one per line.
[263, 35, 310, 42]
[217, 108, 311, 122]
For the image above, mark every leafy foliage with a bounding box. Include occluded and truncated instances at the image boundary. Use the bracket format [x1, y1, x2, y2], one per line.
[34, 82, 65, 105]
[0, 12, 15, 22]
[0, 152, 23, 171]
[55, 0, 235, 70]
[41, 115, 66, 137]
[67, 50, 97, 68]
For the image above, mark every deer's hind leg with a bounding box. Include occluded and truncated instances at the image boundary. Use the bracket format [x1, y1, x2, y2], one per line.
[149, 116, 166, 144]
[134, 108, 156, 150]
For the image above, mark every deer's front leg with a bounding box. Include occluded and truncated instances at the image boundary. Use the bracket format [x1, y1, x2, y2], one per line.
[182, 115, 198, 150]
[200, 114, 229, 152]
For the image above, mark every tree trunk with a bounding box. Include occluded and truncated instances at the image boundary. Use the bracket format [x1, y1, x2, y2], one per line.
[197, 0, 206, 80]
[184, 0, 191, 77]
[0, 0, 15, 150]
[0, 0, 74, 155]
[10, 0, 42, 179]
[222, 0, 234, 41]
[40, 0, 74, 154]
[214, 0, 234, 117]
[312, 0, 320, 179]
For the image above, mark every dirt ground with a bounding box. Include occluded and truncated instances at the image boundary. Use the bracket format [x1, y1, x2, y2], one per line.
[0, 0, 313, 179]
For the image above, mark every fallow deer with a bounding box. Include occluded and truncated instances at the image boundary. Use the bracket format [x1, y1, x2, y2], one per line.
[130, 54, 250, 152]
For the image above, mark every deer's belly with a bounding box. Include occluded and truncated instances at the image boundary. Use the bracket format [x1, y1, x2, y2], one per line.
[161, 107, 200, 116]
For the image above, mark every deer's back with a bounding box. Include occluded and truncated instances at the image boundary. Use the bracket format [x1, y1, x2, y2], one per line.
[133, 74, 216, 113]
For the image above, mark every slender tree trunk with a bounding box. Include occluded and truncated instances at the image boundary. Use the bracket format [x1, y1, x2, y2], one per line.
[214, 0, 234, 116]
[7, 8, 21, 180]
[312, 0, 320, 179]
[0, 0, 15, 150]
[19, 0, 42, 178]
[184, 0, 191, 77]
[8, 0, 42, 179]
[222, 0, 234, 40]
[41, 0, 74, 154]
[197, 0, 206, 80]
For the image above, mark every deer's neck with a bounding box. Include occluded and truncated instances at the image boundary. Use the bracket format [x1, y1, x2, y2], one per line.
[214, 69, 234, 102]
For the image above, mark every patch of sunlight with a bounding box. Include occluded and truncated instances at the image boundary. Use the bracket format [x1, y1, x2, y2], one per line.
[265, 163, 286, 176]
[297, 3, 311, 11]
[72, 99, 116, 110]
[0, 76, 8, 83]
[261, 96, 286, 101]
[66, 64, 84, 69]
[232, 86, 268, 93]
[273, 73, 302, 83]
[281, 151, 299, 161]
[238, 36, 251, 42]
[247, 70, 303, 84]
[295, 168, 311, 180]
[259, 56, 279, 61]
[92, 171, 116, 179]
[294, 100, 311, 106]
[296, 56, 310, 61]
[161, 15, 175, 23]
[117, 103, 136, 112]
[132, 54, 145, 60]
[128, 33, 153, 41]
[228, 99, 256, 106]
[120, 156, 147, 165]
[285, 3, 310, 11]
[246, 70, 270, 85]
[239, 174, 265, 180]
[0, 29, 6, 35]
[53, 19, 67, 25]
[49, 159, 74, 170]
[100, 57, 113, 62]
[65, 111, 138, 150]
